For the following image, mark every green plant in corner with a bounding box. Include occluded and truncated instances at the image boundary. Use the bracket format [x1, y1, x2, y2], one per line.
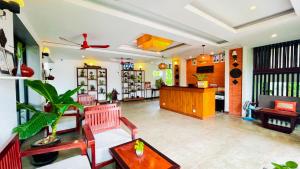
[13, 80, 83, 142]
[107, 92, 113, 102]
[272, 161, 298, 169]
[193, 73, 207, 81]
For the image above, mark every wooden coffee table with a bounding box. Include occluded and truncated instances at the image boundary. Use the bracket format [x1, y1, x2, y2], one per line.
[109, 138, 180, 169]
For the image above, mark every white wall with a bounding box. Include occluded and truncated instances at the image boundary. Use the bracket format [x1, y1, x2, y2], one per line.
[49, 59, 122, 100]
[0, 11, 17, 147]
[224, 49, 230, 112]
[242, 47, 254, 116]
[27, 45, 42, 106]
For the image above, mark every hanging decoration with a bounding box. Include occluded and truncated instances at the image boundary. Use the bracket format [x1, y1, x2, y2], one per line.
[158, 56, 167, 70]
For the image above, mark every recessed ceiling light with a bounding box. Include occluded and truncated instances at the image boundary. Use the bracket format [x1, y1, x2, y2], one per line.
[271, 34, 277, 38]
[82, 55, 85, 58]
[250, 5, 257, 10]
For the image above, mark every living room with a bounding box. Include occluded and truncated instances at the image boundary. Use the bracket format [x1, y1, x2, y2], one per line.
[0, 0, 300, 169]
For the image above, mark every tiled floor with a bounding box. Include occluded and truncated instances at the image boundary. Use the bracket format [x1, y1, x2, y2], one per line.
[23, 100, 300, 169]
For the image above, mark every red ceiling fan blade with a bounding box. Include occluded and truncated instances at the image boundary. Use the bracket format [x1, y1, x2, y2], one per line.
[90, 45, 110, 48]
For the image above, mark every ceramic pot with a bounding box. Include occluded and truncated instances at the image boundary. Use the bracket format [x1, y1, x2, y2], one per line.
[197, 81, 208, 88]
[31, 137, 61, 166]
[12, 64, 34, 77]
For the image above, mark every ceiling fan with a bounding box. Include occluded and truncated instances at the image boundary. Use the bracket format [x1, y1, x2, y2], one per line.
[58, 33, 110, 50]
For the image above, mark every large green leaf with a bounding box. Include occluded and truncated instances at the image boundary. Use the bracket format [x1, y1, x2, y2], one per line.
[17, 102, 39, 114]
[13, 112, 58, 140]
[286, 161, 298, 169]
[25, 80, 59, 103]
[58, 86, 81, 103]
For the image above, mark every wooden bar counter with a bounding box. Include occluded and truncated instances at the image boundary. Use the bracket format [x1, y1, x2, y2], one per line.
[160, 86, 216, 119]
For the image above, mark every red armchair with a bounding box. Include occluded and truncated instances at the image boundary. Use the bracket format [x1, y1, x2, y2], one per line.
[82, 106, 137, 169]
[0, 134, 90, 169]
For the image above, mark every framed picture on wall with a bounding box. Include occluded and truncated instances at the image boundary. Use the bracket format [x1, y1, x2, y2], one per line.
[220, 52, 225, 62]
[5, 50, 15, 75]
[0, 47, 9, 74]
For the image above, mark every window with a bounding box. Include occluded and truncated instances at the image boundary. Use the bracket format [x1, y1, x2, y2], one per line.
[253, 40, 300, 103]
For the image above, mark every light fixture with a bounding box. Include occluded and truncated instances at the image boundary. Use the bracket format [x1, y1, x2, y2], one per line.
[200, 45, 206, 59]
[271, 33, 277, 38]
[232, 50, 237, 56]
[82, 55, 85, 58]
[137, 34, 173, 52]
[189, 56, 192, 59]
[42, 47, 50, 56]
[0, 0, 24, 14]
[158, 56, 167, 70]
[174, 61, 178, 65]
[210, 51, 214, 55]
[249, 5, 256, 10]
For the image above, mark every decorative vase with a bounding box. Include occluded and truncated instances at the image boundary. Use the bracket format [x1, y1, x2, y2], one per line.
[135, 150, 143, 157]
[16, 59, 22, 76]
[197, 81, 208, 88]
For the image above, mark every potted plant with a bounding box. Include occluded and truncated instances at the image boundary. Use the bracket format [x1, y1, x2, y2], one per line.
[80, 69, 85, 77]
[272, 161, 298, 169]
[90, 85, 95, 91]
[134, 140, 144, 157]
[80, 88, 86, 94]
[89, 71, 95, 79]
[13, 80, 83, 165]
[193, 73, 208, 88]
[155, 78, 164, 89]
[107, 92, 113, 103]
[130, 74, 135, 81]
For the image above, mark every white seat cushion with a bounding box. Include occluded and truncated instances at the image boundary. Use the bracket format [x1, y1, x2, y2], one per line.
[49, 116, 77, 132]
[64, 110, 77, 115]
[88, 128, 131, 164]
[37, 155, 91, 169]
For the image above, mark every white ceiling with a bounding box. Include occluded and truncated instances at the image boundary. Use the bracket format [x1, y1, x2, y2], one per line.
[191, 0, 293, 27]
[20, 0, 300, 61]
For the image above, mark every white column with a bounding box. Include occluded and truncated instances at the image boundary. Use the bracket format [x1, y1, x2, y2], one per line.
[242, 46, 254, 116]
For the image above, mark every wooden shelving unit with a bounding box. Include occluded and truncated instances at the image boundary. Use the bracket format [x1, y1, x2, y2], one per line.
[76, 67, 107, 101]
[121, 70, 145, 101]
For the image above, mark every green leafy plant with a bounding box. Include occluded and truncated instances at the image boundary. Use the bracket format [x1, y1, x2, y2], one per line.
[193, 73, 207, 81]
[272, 161, 298, 169]
[16, 42, 25, 60]
[134, 140, 144, 152]
[13, 80, 83, 141]
[130, 74, 135, 80]
[155, 78, 164, 89]
[107, 92, 113, 101]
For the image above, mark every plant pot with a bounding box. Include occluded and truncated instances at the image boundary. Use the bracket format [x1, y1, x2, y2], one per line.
[136, 150, 143, 157]
[12, 64, 34, 77]
[30, 137, 61, 166]
[197, 81, 208, 88]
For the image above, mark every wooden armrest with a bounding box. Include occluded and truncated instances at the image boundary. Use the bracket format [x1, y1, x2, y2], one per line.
[21, 140, 86, 157]
[82, 124, 95, 146]
[120, 117, 137, 140]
